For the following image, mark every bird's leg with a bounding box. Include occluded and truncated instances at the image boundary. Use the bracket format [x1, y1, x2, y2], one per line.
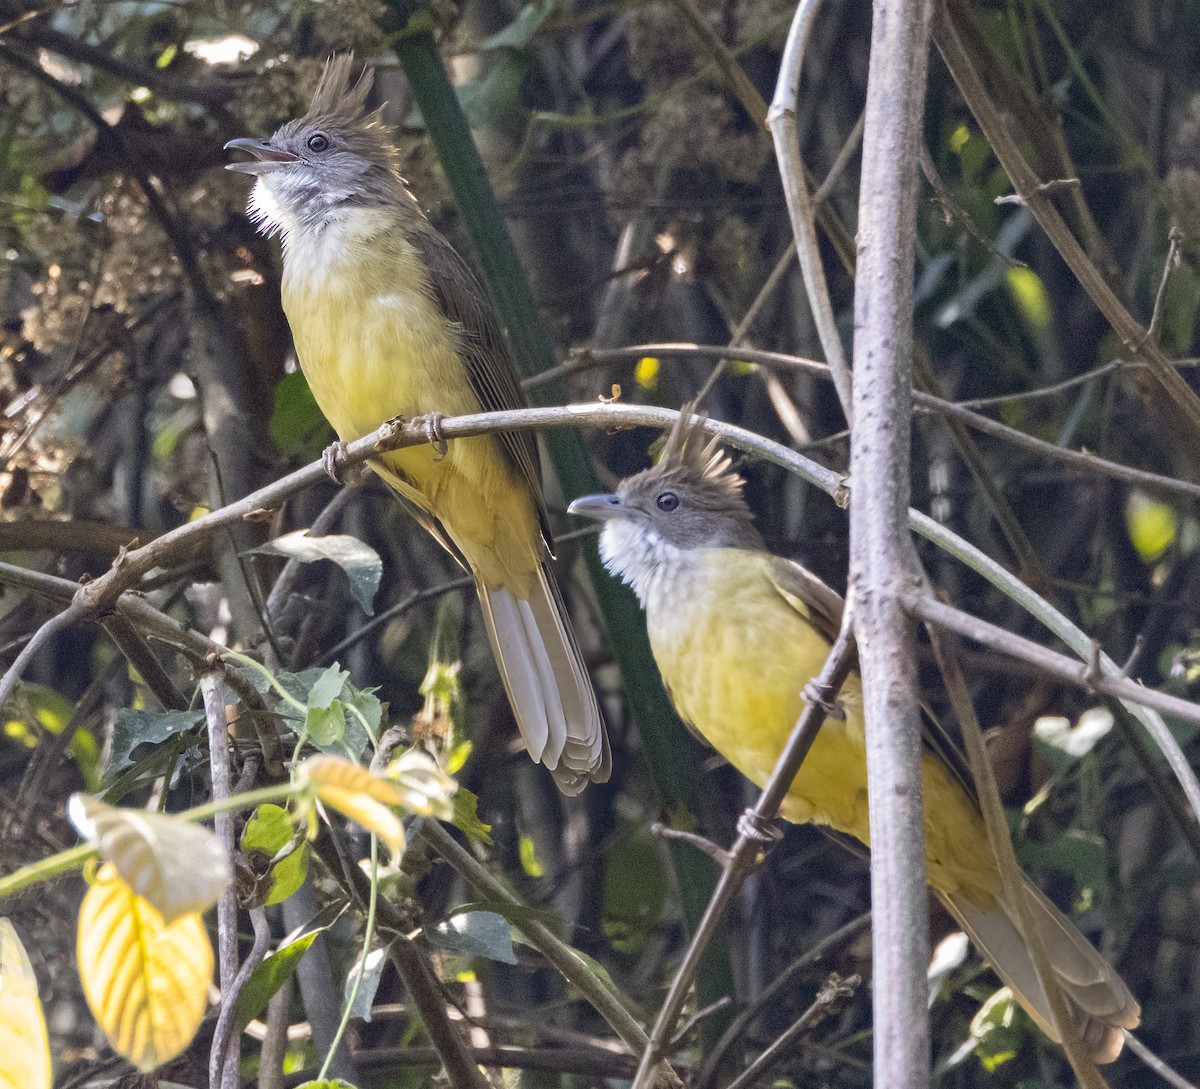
[321, 439, 364, 486]
[411, 412, 448, 461]
[802, 678, 846, 721]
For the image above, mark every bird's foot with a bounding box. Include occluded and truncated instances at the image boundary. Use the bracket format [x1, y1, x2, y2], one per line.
[412, 412, 448, 461]
[321, 440, 364, 486]
[736, 810, 783, 845]
[803, 679, 845, 720]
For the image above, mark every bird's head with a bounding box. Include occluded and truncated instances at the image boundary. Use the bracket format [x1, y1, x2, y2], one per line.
[226, 54, 409, 238]
[569, 409, 763, 597]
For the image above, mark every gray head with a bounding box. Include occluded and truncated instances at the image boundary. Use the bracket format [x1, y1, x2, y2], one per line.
[568, 410, 764, 601]
[225, 55, 412, 238]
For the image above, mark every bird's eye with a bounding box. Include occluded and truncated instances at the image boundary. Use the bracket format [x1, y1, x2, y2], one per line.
[306, 133, 331, 153]
[656, 492, 680, 512]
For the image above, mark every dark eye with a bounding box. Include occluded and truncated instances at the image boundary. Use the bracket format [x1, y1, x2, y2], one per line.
[306, 133, 331, 153]
[656, 492, 680, 512]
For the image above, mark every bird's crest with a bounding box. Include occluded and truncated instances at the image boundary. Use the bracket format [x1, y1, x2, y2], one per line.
[307, 53, 374, 126]
[636, 403, 752, 514]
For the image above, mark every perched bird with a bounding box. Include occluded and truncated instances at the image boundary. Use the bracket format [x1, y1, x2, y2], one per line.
[568, 411, 1140, 1062]
[226, 56, 608, 793]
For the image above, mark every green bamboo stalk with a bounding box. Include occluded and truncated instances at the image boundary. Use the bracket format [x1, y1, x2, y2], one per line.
[380, 0, 736, 1040]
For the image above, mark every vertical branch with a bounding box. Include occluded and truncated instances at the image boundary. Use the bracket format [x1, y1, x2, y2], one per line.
[202, 666, 239, 1089]
[849, 1, 934, 1087]
[768, 0, 854, 416]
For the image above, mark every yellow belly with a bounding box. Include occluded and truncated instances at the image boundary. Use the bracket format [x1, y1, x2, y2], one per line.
[280, 215, 542, 592]
[649, 550, 1001, 907]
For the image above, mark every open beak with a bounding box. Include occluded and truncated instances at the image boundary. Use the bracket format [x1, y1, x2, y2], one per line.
[567, 494, 625, 521]
[224, 137, 300, 175]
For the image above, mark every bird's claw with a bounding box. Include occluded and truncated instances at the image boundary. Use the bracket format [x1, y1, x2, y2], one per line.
[412, 413, 448, 461]
[803, 679, 845, 720]
[321, 440, 364, 486]
[736, 810, 783, 845]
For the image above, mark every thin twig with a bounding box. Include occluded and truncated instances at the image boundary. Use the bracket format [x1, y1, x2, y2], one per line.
[723, 972, 861, 1089]
[1123, 1031, 1199, 1089]
[210, 908, 271, 1089]
[266, 485, 359, 621]
[1147, 226, 1185, 344]
[540, 347, 1200, 502]
[102, 614, 188, 711]
[0, 603, 87, 713]
[667, 0, 769, 127]
[932, 2, 1200, 456]
[414, 819, 677, 1081]
[628, 626, 858, 1089]
[903, 590, 1200, 729]
[696, 912, 871, 1089]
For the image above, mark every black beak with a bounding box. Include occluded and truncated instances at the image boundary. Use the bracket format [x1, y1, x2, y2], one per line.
[567, 494, 625, 521]
[224, 137, 300, 175]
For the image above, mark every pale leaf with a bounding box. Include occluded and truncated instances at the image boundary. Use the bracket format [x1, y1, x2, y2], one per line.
[68, 794, 230, 923]
[0, 919, 51, 1089]
[77, 864, 213, 1072]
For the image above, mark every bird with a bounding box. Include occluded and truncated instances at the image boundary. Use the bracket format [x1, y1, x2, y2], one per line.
[225, 55, 608, 794]
[568, 409, 1140, 1062]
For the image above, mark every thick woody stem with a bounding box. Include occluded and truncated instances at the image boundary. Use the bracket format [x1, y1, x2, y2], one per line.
[849, 1, 935, 1087]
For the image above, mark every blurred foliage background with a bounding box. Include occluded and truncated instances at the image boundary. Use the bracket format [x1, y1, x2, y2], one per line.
[2, 0, 1200, 1085]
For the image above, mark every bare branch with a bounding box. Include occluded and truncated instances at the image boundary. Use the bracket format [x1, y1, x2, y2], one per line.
[848, 1, 934, 1085]
[768, 0, 854, 415]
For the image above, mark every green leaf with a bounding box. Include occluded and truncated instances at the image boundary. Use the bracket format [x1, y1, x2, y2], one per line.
[427, 911, 516, 965]
[970, 987, 1028, 1071]
[236, 902, 348, 1030]
[305, 703, 346, 747]
[450, 787, 491, 844]
[344, 947, 387, 1022]
[293, 1081, 359, 1089]
[259, 667, 372, 758]
[480, 2, 551, 50]
[253, 532, 382, 615]
[444, 898, 564, 933]
[240, 804, 308, 906]
[106, 709, 203, 778]
[309, 665, 350, 711]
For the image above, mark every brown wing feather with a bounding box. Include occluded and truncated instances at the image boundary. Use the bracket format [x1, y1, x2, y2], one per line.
[410, 221, 553, 547]
[765, 555, 977, 799]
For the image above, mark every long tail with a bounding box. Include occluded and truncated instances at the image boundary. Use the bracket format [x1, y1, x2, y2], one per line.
[940, 877, 1140, 1063]
[476, 563, 610, 795]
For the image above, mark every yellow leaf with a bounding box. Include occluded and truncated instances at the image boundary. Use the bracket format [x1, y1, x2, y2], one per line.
[77, 865, 213, 1072]
[68, 795, 230, 924]
[0, 920, 51, 1089]
[298, 755, 406, 854]
[1005, 267, 1051, 332]
[1125, 489, 1177, 563]
[634, 356, 660, 389]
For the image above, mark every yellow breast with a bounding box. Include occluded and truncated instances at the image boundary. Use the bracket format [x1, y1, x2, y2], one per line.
[278, 209, 541, 590]
[648, 549, 1000, 906]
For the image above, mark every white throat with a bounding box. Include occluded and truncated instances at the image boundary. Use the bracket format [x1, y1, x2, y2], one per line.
[599, 520, 693, 610]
